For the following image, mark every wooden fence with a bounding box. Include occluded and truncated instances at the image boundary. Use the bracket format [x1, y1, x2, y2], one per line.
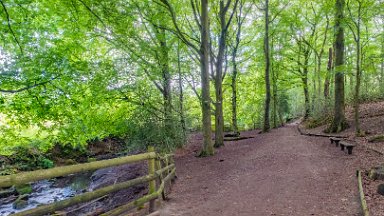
[0, 146, 176, 216]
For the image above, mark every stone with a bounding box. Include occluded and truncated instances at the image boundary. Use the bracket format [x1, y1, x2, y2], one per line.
[12, 195, 29, 210]
[0, 187, 16, 198]
[368, 166, 384, 180]
[377, 184, 384, 196]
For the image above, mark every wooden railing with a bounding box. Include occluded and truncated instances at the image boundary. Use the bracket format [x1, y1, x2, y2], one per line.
[0, 146, 176, 216]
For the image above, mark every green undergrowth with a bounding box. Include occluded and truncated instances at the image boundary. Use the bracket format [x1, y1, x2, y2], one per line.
[0, 121, 185, 174]
[303, 114, 332, 129]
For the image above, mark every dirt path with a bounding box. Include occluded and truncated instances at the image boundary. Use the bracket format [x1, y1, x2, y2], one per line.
[160, 123, 362, 216]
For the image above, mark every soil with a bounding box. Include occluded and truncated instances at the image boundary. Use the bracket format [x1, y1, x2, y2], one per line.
[302, 101, 384, 155]
[298, 100, 384, 215]
[160, 121, 384, 216]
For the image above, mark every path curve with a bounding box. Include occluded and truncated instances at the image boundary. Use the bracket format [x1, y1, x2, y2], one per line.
[161, 124, 360, 216]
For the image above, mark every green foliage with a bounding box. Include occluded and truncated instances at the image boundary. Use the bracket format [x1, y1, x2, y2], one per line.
[7, 146, 54, 171]
[0, 0, 382, 159]
[125, 117, 185, 152]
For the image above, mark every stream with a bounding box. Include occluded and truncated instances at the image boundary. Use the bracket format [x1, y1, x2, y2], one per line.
[0, 173, 91, 216]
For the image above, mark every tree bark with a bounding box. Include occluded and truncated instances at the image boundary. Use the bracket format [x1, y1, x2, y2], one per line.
[231, 52, 239, 135]
[263, 0, 271, 132]
[353, 1, 362, 135]
[271, 39, 278, 128]
[230, 0, 244, 136]
[214, 0, 239, 147]
[303, 47, 311, 119]
[213, 0, 227, 148]
[324, 47, 332, 99]
[159, 29, 173, 136]
[199, 0, 214, 156]
[381, 38, 384, 94]
[177, 42, 187, 141]
[328, 0, 348, 133]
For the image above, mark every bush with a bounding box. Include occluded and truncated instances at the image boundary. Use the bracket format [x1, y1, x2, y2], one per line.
[7, 145, 55, 171]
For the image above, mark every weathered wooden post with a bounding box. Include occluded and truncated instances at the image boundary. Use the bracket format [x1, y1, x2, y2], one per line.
[148, 146, 156, 213]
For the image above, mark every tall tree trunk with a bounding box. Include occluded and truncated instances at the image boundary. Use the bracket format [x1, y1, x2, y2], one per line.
[159, 29, 173, 137]
[271, 39, 277, 128]
[354, 40, 361, 134]
[303, 48, 310, 119]
[380, 36, 384, 94]
[311, 54, 317, 113]
[177, 42, 186, 142]
[231, 0, 244, 136]
[214, 0, 233, 148]
[324, 47, 332, 99]
[272, 66, 278, 128]
[328, 0, 348, 133]
[263, 0, 271, 132]
[353, 1, 362, 135]
[199, 0, 214, 156]
[231, 50, 239, 135]
[317, 56, 322, 100]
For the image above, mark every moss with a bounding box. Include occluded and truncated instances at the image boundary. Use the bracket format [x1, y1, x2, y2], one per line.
[197, 150, 214, 157]
[304, 116, 332, 129]
[15, 184, 33, 195]
[368, 135, 384, 143]
[13, 199, 29, 210]
[87, 157, 97, 163]
[13, 194, 30, 210]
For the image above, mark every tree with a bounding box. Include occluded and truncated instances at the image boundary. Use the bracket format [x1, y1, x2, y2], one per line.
[200, 0, 214, 155]
[159, 0, 214, 155]
[328, 0, 348, 133]
[212, 0, 239, 148]
[229, 0, 249, 135]
[263, 0, 271, 132]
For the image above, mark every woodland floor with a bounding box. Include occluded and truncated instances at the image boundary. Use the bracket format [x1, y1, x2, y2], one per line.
[160, 121, 383, 216]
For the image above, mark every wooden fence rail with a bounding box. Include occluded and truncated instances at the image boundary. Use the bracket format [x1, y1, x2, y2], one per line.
[0, 147, 176, 216]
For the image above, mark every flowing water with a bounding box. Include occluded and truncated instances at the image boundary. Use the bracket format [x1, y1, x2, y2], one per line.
[0, 174, 91, 216]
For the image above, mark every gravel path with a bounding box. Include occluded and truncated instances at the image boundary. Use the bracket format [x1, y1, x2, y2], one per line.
[161, 123, 362, 216]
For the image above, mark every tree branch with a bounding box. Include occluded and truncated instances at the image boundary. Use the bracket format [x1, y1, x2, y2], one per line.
[0, 0, 23, 54]
[0, 76, 59, 94]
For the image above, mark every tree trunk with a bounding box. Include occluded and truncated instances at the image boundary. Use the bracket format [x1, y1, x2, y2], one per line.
[324, 47, 332, 99]
[231, 52, 239, 135]
[199, 0, 214, 156]
[272, 65, 277, 128]
[328, 0, 348, 133]
[317, 55, 322, 100]
[380, 36, 384, 94]
[263, 0, 271, 132]
[271, 40, 278, 128]
[311, 54, 317, 113]
[303, 77, 310, 120]
[214, 0, 230, 148]
[303, 49, 310, 119]
[160, 29, 173, 136]
[231, 1, 243, 136]
[353, 2, 362, 135]
[177, 42, 186, 142]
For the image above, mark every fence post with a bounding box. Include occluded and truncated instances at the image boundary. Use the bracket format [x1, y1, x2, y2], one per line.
[148, 146, 156, 213]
